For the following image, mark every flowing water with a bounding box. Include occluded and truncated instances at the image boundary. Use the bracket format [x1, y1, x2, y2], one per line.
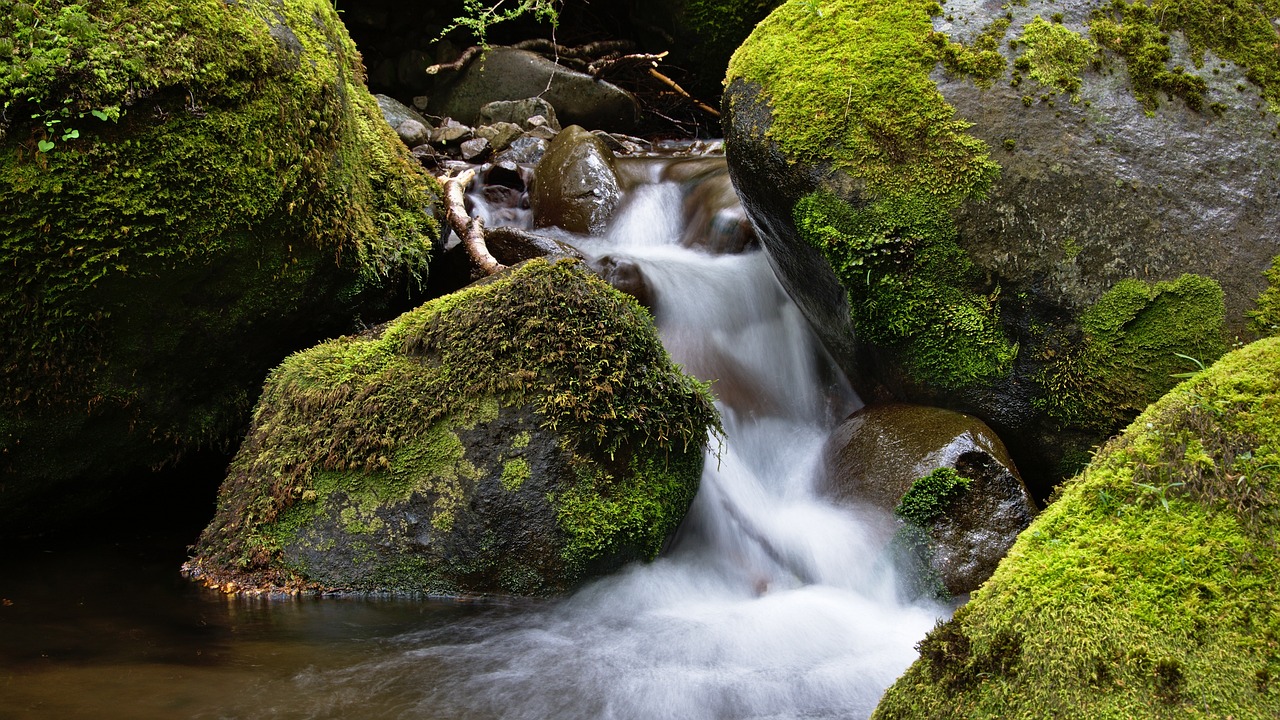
[0, 154, 944, 719]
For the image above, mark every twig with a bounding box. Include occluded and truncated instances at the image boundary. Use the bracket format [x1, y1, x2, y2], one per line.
[438, 169, 507, 277]
[588, 51, 669, 78]
[425, 45, 484, 75]
[647, 68, 721, 117]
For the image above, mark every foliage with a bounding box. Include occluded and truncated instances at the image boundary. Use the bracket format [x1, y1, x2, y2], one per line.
[1014, 15, 1098, 95]
[896, 467, 973, 525]
[795, 190, 1016, 389]
[1249, 255, 1280, 337]
[440, 0, 561, 45]
[1035, 274, 1227, 433]
[874, 336, 1280, 719]
[192, 259, 720, 591]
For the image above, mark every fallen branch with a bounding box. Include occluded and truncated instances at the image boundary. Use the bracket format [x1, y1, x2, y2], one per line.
[648, 68, 720, 118]
[439, 169, 506, 277]
[589, 51, 668, 79]
[425, 45, 483, 75]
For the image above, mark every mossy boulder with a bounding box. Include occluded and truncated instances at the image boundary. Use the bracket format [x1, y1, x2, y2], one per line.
[823, 404, 1036, 595]
[0, 0, 441, 529]
[723, 0, 1277, 494]
[184, 259, 720, 596]
[872, 335, 1280, 719]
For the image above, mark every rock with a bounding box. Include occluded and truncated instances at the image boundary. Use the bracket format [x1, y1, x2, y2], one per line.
[474, 122, 524, 152]
[374, 94, 431, 132]
[395, 118, 432, 148]
[873, 336, 1280, 718]
[410, 144, 442, 170]
[723, 0, 1275, 492]
[484, 161, 529, 191]
[429, 47, 640, 131]
[485, 228, 585, 265]
[478, 97, 561, 131]
[184, 260, 719, 596]
[0, 0, 441, 532]
[493, 135, 549, 165]
[523, 124, 559, 141]
[591, 255, 653, 308]
[823, 404, 1035, 596]
[530, 125, 623, 234]
[459, 137, 491, 162]
[671, 159, 758, 254]
[431, 118, 473, 145]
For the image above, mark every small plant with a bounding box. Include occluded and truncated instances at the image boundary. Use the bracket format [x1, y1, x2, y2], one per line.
[440, 0, 561, 45]
[1168, 351, 1205, 378]
[896, 467, 973, 525]
[1133, 479, 1184, 511]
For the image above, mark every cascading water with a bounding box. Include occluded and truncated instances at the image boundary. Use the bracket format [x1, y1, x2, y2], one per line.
[262, 157, 946, 719]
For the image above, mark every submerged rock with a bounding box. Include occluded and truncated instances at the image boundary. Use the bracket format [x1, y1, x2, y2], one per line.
[724, 0, 1275, 492]
[531, 125, 623, 234]
[824, 404, 1036, 595]
[873, 336, 1280, 718]
[0, 0, 440, 531]
[185, 259, 719, 596]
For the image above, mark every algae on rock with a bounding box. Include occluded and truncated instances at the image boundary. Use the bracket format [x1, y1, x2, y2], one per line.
[186, 259, 720, 595]
[873, 336, 1280, 719]
[0, 0, 441, 528]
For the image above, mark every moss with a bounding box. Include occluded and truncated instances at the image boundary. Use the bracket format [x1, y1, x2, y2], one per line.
[1249, 255, 1280, 337]
[192, 259, 720, 590]
[500, 458, 531, 491]
[0, 0, 440, 511]
[795, 191, 1016, 389]
[931, 18, 1012, 86]
[873, 336, 1280, 719]
[897, 467, 973, 525]
[1015, 15, 1098, 95]
[1035, 274, 1227, 433]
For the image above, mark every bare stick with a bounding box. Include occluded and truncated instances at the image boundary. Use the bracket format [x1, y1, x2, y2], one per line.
[648, 68, 721, 117]
[588, 51, 669, 78]
[439, 169, 507, 277]
[426, 45, 483, 75]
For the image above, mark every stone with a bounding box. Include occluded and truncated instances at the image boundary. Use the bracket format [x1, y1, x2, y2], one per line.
[591, 255, 653, 309]
[374, 93, 431, 134]
[430, 48, 640, 131]
[530, 125, 623, 234]
[477, 97, 562, 131]
[431, 118, 472, 145]
[523, 124, 559, 141]
[474, 121, 524, 152]
[823, 404, 1036, 595]
[459, 137, 491, 162]
[184, 260, 719, 596]
[395, 118, 432, 148]
[493, 135, 549, 165]
[669, 158, 759, 254]
[484, 161, 528, 191]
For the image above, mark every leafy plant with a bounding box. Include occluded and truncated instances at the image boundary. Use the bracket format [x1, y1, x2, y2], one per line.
[440, 0, 561, 46]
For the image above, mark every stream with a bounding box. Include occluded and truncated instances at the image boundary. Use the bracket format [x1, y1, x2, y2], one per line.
[0, 153, 945, 719]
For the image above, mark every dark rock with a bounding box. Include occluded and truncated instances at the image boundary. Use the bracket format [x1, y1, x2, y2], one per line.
[396, 49, 433, 93]
[395, 118, 432, 148]
[431, 118, 472, 145]
[485, 227, 585, 265]
[484, 161, 528, 191]
[493, 135, 549, 165]
[474, 121, 524, 152]
[530, 125, 623, 234]
[429, 48, 640, 131]
[478, 97, 561, 131]
[460, 137, 491, 162]
[823, 404, 1036, 595]
[673, 159, 758, 254]
[592, 255, 653, 308]
[410, 144, 442, 170]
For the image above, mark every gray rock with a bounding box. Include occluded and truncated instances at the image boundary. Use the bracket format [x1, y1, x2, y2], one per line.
[523, 124, 559, 141]
[530, 125, 623, 234]
[430, 48, 640, 131]
[494, 134, 549, 166]
[478, 97, 561, 131]
[374, 94, 431, 133]
[671, 159, 758, 254]
[592, 255, 652, 309]
[431, 118, 472, 145]
[460, 137, 491, 162]
[823, 404, 1036, 596]
[485, 227, 585, 265]
[395, 119, 432, 148]
[474, 122, 524, 152]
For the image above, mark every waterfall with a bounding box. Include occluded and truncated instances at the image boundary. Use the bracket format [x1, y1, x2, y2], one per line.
[269, 159, 946, 719]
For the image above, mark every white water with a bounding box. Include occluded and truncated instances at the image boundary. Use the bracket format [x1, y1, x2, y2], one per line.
[271, 161, 945, 719]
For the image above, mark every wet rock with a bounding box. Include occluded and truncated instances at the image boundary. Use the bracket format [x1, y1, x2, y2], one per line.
[823, 404, 1036, 595]
[484, 161, 528, 191]
[493, 135, 549, 165]
[530, 125, 623, 234]
[486, 227, 585, 265]
[474, 122, 524, 153]
[429, 47, 640, 131]
[460, 137, 491, 162]
[431, 118, 472, 145]
[478, 97, 561, 131]
[592, 255, 653, 308]
[395, 118, 432, 148]
[677, 163, 758, 254]
[523, 124, 559, 141]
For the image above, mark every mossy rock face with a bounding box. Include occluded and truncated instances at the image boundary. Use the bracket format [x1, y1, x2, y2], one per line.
[185, 259, 720, 595]
[0, 0, 442, 529]
[723, 0, 1275, 493]
[872, 335, 1280, 718]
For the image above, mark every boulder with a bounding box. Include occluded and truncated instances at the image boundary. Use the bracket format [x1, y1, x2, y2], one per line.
[823, 404, 1036, 595]
[667, 158, 759, 254]
[374, 93, 432, 135]
[429, 47, 640, 131]
[531, 125, 623, 234]
[185, 259, 720, 596]
[873, 336, 1280, 718]
[474, 121, 525, 152]
[478, 97, 562, 131]
[723, 0, 1276, 492]
[0, 0, 441, 531]
[494, 134, 550, 165]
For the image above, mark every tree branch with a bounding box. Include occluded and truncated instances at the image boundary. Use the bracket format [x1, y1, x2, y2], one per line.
[439, 169, 507, 277]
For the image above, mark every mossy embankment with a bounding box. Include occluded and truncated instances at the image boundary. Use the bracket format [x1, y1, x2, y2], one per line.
[0, 0, 440, 528]
[873, 336, 1280, 718]
[187, 259, 720, 595]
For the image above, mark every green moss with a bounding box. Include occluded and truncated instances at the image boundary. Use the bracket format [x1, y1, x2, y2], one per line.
[1249, 255, 1280, 337]
[931, 18, 1011, 86]
[795, 191, 1016, 388]
[873, 336, 1280, 719]
[897, 467, 973, 525]
[1015, 15, 1098, 95]
[194, 259, 720, 587]
[500, 458, 531, 491]
[0, 0, 440, 505]
[1036, 274, 1227, 433]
